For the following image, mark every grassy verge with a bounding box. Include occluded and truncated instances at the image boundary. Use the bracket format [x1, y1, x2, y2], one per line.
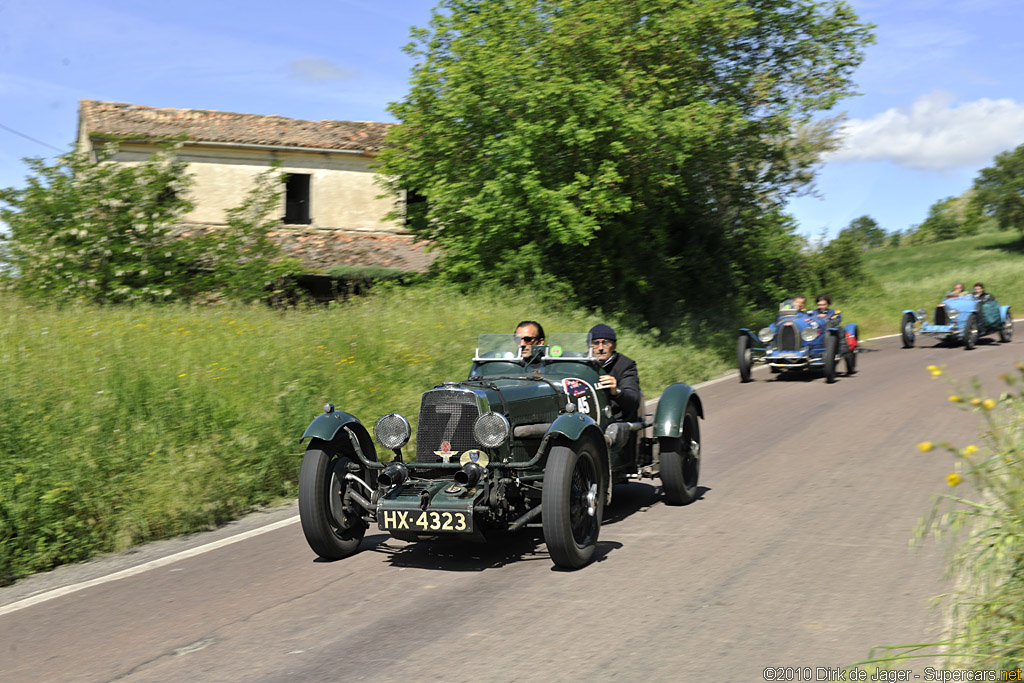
[858, 364, 1024, 670]
[0, 285, 728, 580]
[839, 231, 1024, 338]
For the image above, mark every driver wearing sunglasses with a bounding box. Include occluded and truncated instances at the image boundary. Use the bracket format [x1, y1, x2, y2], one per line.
[514, 320, 546, 359]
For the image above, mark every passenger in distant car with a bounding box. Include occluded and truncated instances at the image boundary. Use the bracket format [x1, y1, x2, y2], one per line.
[945, 282, 965, 298]
[814, 294, 842, 327]
[972, 282, 995, 303]
[588, 323, 641, 423]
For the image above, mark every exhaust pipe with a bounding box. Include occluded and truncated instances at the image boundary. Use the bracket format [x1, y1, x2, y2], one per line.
[453, 462, 485, 487]
[378, 461, 409, 488]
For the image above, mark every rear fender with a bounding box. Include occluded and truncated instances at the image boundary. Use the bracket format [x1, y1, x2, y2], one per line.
[844, 323, 859, 339]
[1000, 305, 1011, 323]
[653, 383, 703, 439]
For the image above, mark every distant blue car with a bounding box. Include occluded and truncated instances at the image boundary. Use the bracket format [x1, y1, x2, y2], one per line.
[737, 302, 859, 383]
[901, 295, 1012, 349]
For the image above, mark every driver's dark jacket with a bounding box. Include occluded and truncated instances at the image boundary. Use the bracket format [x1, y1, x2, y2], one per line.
[601, 352, 641, 423]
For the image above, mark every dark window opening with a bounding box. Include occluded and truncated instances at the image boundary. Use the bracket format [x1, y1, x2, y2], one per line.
[405, 189, 427, 227]
[284, 173, 311, 225]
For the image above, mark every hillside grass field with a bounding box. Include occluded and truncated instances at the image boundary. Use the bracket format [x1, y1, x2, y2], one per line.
[2, 230, 1023, 582]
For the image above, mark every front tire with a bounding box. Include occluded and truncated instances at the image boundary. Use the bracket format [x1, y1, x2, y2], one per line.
[660, 402, 701, 506]
[823, 333, 838, 383]
[964, 313, 979, 350]
[298, 439, 368, 560]
[901, 313, 916, 348]
[1000, 309, 1013, 343]
[542, 441, 605, 569]
[737, 335, 753, 383]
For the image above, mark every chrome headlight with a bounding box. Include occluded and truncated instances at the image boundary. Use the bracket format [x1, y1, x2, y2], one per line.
[801, 324, 820, 342]
[374, 413, 411, 449]
[474, 412, 510, 448]
[757, 327, 774, 343]
[917, 308, 927, 320]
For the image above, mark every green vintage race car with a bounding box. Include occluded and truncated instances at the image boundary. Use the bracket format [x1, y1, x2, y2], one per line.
[298, 332, 704, 569]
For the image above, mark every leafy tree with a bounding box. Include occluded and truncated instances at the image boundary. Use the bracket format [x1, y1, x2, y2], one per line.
[0, 144, 196, 302]
[971, 143, 1024, 232]
[377, 0, 874, 326]
[910, 196, 961, 244]
[0, 146, 301, 303]
[837, 215, 885, 249]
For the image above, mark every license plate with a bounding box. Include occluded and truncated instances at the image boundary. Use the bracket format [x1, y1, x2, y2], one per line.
[378, 509, 473, 533]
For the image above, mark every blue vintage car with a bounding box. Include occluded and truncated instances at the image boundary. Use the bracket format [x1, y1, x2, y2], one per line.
[901, 295, 1012, 349]
[737, 302, 859, 383]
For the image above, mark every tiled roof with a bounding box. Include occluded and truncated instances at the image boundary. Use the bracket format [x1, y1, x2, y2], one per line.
[79, 100, 394, 153]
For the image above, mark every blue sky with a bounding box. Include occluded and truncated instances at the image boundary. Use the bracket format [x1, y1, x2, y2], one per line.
[2, 0, 1023, 239]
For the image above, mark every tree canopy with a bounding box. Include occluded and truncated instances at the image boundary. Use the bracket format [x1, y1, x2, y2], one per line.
[837, 215, 886, 249]
[377, 0, 874, 326]
[971, 143, 1024, 233]
[0, 145, 300, 303]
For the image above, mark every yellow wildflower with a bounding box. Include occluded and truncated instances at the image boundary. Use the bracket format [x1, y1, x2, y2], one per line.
[948, 395, 962, 402]
[970, 398, 982, 406]
[927, 365, 942, 376]
[962, 445, 978, 455]
[178, 373, 187, 378]
[946, 472, 961, 486]
[982, 399, 996, 411]
[918, 441, 934, 452]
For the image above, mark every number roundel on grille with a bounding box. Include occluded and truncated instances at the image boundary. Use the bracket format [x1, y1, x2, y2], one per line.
[374, 413, 411, 449]
[473, 412, 510, 448]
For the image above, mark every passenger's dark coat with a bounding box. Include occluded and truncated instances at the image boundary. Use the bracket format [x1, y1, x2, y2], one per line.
[601, 352, 641, 423]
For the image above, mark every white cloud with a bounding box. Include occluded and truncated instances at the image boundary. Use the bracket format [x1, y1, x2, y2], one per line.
[829, 91, 1024, 169]
[287, 58, 359, 83]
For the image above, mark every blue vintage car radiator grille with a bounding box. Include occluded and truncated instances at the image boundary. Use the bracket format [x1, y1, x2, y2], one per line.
[935, 305, 949, 325]
[778, 324, 800, 351]
[415, 389, 481, 478]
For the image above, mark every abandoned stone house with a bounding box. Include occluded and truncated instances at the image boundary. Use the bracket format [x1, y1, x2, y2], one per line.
[76, 99, 432, 272]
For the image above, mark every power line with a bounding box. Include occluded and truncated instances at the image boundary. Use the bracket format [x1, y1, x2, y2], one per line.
[0, 122, 65, 153]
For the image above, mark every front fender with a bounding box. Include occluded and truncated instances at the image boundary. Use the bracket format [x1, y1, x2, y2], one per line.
[1000, 305, 1011, 323]
[653, 383, 703, 438]
[301, 411, 378, 466]
[544, 412, 603, 444]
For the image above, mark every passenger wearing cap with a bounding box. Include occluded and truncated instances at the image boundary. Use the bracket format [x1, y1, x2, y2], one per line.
[588, 323, 641, 423]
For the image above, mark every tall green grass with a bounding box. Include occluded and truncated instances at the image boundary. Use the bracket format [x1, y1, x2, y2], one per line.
[0, 285, 727, 579]
[860, 364, 1024, 670]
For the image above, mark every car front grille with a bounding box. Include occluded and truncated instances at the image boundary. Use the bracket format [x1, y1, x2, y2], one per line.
[415, 388, 481, 478]
[935, 305, 949, 325]
[778, 323, 800, 351]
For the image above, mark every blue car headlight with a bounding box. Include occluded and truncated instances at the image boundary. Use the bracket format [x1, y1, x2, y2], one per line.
[801, 324, 820, 342]
[757, 327, 774, 343]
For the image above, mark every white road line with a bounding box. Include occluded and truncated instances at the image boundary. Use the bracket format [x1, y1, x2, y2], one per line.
[0, 516, 299, 617]
[6, 318, 1020, 616]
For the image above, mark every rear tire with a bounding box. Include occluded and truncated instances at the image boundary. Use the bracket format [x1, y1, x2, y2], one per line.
[901, 313, 916, 348]
[298, 439, 367, 560]
[1000, 309, 1013, 343]
[660, 402, 701, 506]
[542, 441, 605, 569]
[737, 335, 753, 383]
[823, 333, 837, 383]
[964, 313, 979, 350]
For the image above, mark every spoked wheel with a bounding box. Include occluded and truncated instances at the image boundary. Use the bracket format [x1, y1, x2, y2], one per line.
[964, 313, 979, 350]
[844, 328, 857, 375]
[298, 439, 368, 560]
[542, 441, 605, 569]
[660, 402, 701, 506]
[901, 313, 916, 348]
[823, 333, 838, 383]
[737, 335, 753, 383]
[1000, 310, 1013, 343]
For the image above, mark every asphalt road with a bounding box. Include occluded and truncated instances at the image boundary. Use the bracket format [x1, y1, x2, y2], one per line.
[2, 332, 1021, 682]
